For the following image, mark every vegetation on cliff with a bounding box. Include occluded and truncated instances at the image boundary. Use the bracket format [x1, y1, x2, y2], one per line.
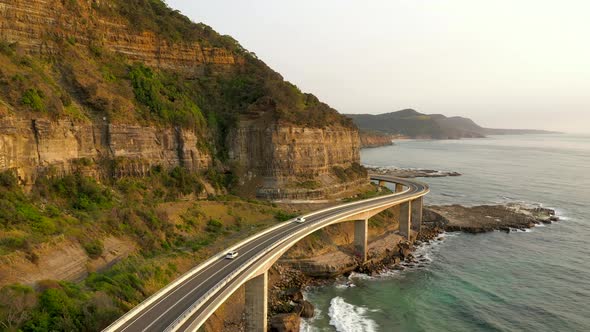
[0, 0, 353, 160]
[0, 169, 298, 330]
[0, 1, 365, 330]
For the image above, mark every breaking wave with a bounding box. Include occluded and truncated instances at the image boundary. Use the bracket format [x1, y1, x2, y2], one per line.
[328, 297, 378, 332]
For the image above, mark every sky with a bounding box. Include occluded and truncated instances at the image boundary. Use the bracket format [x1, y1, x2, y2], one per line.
[167, 0, 590, 133]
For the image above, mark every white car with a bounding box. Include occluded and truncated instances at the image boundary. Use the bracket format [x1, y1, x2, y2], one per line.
[226, 250, 239, 259]
[295, 217, 306, 223]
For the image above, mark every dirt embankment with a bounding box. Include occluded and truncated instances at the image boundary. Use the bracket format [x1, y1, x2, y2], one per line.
[0, 236, 136, 287]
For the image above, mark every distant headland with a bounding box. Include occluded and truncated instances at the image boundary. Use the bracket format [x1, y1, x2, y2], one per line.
[346, 109, 560, 148]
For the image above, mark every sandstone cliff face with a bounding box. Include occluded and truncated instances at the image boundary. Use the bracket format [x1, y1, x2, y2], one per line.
[0, 0, 242, 71]
[359, 131, 394, 148]
[228, 120, 364, 199]
[229, 123, 360, 177]
[0, 116, 211, 184]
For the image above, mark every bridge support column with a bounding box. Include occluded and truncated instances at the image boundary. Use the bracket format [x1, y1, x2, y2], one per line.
[377, 180, 386, 192]
[245, 271, 268, 332]
[411, 197, 423, 233]
[395, 183, 404, 193]
[354, 219, 368, 262]
[399, 201, 411, 240]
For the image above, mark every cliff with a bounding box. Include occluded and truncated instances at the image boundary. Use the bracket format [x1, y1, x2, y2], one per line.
[0, 0, 243, 69]
[0, 0, 363, 196]
[359, 131, 395, 148]
[229, 117, 365, 199]
[0, 116, 211, 184]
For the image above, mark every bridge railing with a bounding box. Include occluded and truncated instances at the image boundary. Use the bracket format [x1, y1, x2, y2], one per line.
[165, 220, 319, 331]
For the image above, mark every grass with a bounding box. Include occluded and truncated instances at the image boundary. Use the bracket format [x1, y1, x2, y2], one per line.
[343, 184, 391, 203]
[0, 166, 291, 331]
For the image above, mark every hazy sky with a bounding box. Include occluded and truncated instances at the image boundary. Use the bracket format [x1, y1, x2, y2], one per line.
[167, 0, 589, 132]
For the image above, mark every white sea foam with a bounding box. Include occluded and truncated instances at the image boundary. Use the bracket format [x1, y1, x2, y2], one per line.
[335, 281, 356, 289]
[348, 272, 374, 280]
[509, 227, 533, 233]
[300, 292, 322, 332]
[328, 297, 379, 332]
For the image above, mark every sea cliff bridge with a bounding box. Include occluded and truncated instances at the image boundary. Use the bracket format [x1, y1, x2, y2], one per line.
[104, 175, 429, 332]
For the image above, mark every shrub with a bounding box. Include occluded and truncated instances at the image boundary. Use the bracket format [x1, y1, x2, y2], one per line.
[0, 40, 15, 56]
[0, 236, 27, 250]
[21, 89, 45, 112]
[39, 174, 113, 212]
[31, 218, 57, 235]
[274, 211, 298, 222]
[83, 240, 104, 259]
[0, 170, 18, 188]
[206, 219, 223, 233]
[128, 63, 205, 128]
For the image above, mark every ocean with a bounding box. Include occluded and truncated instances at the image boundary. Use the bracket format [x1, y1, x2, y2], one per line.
[301, 134, 590, 332]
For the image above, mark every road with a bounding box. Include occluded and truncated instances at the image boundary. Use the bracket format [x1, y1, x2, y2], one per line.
[105, 175, 429, 332]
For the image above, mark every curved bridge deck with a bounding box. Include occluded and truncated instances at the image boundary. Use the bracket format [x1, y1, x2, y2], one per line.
[105, 175, 429, 332]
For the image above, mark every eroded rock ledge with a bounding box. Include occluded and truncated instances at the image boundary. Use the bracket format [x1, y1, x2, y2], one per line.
[424, 204, 558, 233]
[367, 166, 461, 178]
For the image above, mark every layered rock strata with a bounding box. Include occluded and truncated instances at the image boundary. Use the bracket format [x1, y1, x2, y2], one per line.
[0, 0, 242, 71]
[359, 131, 394, 148]
[228, 122, 364, 199]
[0, 116, 211, 184]
[0, 0, 365, 198]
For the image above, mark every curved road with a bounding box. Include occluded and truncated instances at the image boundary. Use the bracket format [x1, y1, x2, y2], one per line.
[105, 175, 429, 332]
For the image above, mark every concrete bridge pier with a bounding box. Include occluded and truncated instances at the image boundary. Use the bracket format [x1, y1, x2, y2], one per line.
[399, 201, 412, 240]
[377, 180, 386, 192]
[395, 183, 405, 193]
[245, 271, 268, 332]
[354, 219, 368, 262]
[411, 197, 423, 233]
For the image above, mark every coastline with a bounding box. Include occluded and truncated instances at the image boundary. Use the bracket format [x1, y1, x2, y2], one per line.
[266, 203, 559, 330]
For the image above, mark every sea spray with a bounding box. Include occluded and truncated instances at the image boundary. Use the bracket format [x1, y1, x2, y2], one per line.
[328, 297, 378, 332]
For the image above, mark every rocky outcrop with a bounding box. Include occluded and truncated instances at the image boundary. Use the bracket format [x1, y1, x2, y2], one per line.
[0, 116, 211, 184]
[359, 131, 394, 148]
[0, 0, 243, 71]
[424, 204, 558, 233]
[270, 313, 300, 332]
[282, 229, 407, 278]
[368, 166, 461, 178]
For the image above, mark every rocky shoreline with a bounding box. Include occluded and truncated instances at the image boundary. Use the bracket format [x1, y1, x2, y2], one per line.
[424, 203, 559, 233]
[267, 203, 559, 331]
[367, 166, 461, 178]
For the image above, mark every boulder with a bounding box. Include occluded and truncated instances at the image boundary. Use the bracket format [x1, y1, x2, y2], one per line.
[298, 300, 315, 318]
[270, 313, 301, 332]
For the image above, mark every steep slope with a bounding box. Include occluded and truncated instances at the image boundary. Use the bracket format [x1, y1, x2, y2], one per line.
[0, 0, 364, 198]
[359, 131, 395, 148]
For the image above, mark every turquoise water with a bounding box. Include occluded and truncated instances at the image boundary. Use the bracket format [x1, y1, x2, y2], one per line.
[302, 134, 590, 332]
